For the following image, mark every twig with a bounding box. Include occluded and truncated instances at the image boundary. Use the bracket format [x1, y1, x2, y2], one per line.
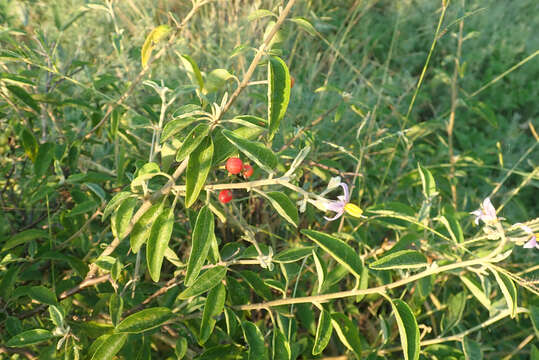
[447, 1, 464, 208]
[218, 0, 297, 119]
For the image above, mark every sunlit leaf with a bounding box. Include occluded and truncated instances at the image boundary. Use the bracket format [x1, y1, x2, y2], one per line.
[115, 307, 173, 333]
[185, 206, 215, 286]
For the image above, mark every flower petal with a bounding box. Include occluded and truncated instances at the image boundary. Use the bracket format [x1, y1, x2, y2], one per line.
[340, 182, 350, 203]
[523, 236, 538, 249]
[482, 197, 497, 218]
[324, 210, 344, 221]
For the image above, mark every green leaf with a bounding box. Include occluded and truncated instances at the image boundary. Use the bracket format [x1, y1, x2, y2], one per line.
[6, 329, 52, 347]
[289, 17, 317, 35]
[6, 85, 39, 112]
[248, 9, 275, 21]
[243, 321, 269, 360]
[461, 275, 490, 310]
[239, 270, 273, 300]
[273, 246, 314, 263]
[417, 164, 437, 199]
[185, 206, 215, 286]
[146, 208, 174, 282]
[185, 137, 213, 208]
[369, 250, 428, 270]
[441, 291, 467, 333]
[491, 268, 517, 318]
[302, 229, 363, 279]
[161, 117, 196, 143]
[175, 337, 188, 359]
[48, 305, 64, 328]
[28, 286, 57, 305]
[90, 333, 128, 360]
[267, 56, 291, 140]
[199, 283, 226, 344]
[102, 192, 133, 221]
[530, 305, 539, 338]
[312, 249, 327, 294]
[141, 24, 171, 67]
[115, 307, 173, 333]
[222, 129, 277, 174]
[111, 197, 137, 240]
[109, 293, 123, 327]
[180, 54, 204, 90]
[462, 337, 482, 360]
[175, 123, 210, 162]
[34, 142, 54, 177]
[391, 299, 420, 360]
[178, 266, 226, 299]
[261, 191, 298, 227]
[331, 313, 362, 357]
[212, 126, 265, 165]
[130, 200, 164, 253]
[273, 329, 291, 360]
[312, 308, 333, 355]
[21, 127, 38, 162]
[2, 229, 48, 251]
[204, 68, 234, 93]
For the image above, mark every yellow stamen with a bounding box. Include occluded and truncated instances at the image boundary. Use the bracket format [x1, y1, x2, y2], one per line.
[344, 203, 363, 218]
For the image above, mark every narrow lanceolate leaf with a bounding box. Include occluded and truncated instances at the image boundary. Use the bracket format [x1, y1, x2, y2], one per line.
[102, 192, 132, 221]
[331, 313, 362, 357]
[185, 206, 215, 286]
[109, 293, 123, 327]
[222, 129, 277, 174]
[302, 229, 363, 279]
[369, 250, 428, 270]
[6, 85, 39, 112]
[179, 266, 226, 299]
[112, 197, 137, 240]
[490, 268, 518, 318]
[115, 307, 173, 333]
[199, 283, 226, 344]
[212, 126, 265, 165]
[243, 321, 269, 360]
[28, 286, 57, 305]
[141, 24, 171, 67]
[180, 54, 204, 90]
[391, 299, 420, 360]
[146, 208, 174, 282]
[90, 333, 127, 360]
[260, 191, 298, 226]
[2, 229, 48, 251]
[273, 329, 291, 360]
[161, 117, 196, 143]
[34, 142, 54, 177]
[6, 329, 52, 347]
[417, 163, 437, 199]
[313, 309, 333, 355]
[267, 56, 291, 140]
[175, 123, 210, 162]
[185, 137, 213, 208]
[273, 246, 314, 263]
[130, 201, 164, 253]
[21, 127, 38, 162]
[461, 275, 491, 310]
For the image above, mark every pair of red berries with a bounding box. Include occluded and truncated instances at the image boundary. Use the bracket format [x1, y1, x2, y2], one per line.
[218, 158, 254, 204]
[225, 157, 253, 178]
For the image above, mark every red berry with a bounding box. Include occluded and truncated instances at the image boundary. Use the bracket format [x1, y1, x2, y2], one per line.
[226, 157, 243, 175]
[242, 164, 253, 178]
[290, 76, 295, 88]
[218, 189, 233, 203]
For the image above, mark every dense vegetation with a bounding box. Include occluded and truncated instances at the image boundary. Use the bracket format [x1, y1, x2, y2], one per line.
[0, 0, 538, 359]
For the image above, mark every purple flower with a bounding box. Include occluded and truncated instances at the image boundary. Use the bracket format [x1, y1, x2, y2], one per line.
[516, 223, 538, 250]
[323, 182, 350, 221]
[471, 197, 498, 225]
